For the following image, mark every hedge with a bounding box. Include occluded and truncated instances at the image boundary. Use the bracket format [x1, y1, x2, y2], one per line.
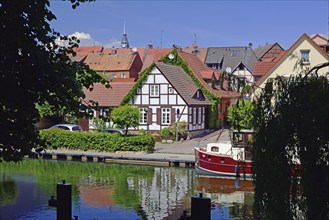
[39, 129, 155, 152]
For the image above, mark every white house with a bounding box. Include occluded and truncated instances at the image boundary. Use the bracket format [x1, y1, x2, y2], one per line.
[129, 62, 211, 137]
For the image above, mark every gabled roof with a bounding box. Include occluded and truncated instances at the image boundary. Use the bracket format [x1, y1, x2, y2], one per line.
[70, 54, 88, 63]
[83, 82, 135, 107]
[178, 51, 240, 98]
[155, 62, 210, 105]
[103, 48, 145, 62]
[82, 52, 137, 71]
[75, 46, 104, 54]
[254, 43, 284, 60]
[181, 47, 208, 63]
[253, 60, 278, 77]
[256, 33, 329, 86]
[141, 48, 173, 70]
[311, 34, 328, 46]
[205, 46, 258, 72]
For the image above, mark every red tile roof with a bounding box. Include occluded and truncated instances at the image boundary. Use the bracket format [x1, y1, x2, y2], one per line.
[83, 52, 137, 71]
[253, 60, 278, 77]
[83, 82, 135, 107]
[178, 51, 240, 98]
[181, 47, 208, 63]
[75, 46, 104, 54]
[111, 78, 136, 82]
[141, 48, 173, 70]
[103, 48, 145, 62]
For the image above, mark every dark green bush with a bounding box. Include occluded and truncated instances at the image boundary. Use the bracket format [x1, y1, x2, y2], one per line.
[39, 129, 155, 152]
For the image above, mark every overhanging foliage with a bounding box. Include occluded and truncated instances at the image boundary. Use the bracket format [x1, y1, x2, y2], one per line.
[252, 73, 329, 219]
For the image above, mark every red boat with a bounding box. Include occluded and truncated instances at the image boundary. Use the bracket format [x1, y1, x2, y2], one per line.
[194, 129, 254, 178]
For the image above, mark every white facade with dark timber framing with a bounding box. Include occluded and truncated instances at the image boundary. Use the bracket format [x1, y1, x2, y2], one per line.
[130, 62, 211, 136]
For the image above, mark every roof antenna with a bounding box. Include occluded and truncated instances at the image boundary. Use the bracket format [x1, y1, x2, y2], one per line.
[194, 33, 197, 44]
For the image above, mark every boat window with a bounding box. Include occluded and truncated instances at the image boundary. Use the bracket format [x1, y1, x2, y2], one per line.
[208, 155, 211, 160]
[211, 146, 219, 152]
[220, 158, 225, 163]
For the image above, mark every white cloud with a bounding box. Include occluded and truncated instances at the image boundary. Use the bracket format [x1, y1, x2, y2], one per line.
[55, 32, 123, 48]
[55, 32, 101, 47]
[69, 32, 92, 40]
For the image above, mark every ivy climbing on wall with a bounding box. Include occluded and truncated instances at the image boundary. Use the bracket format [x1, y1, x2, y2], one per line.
[161, 49, 221, 129]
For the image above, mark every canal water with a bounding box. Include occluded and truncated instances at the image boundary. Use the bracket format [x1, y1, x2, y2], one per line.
[0, 159, 253, 219]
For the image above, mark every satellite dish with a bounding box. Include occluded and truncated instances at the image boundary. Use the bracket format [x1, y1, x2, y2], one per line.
[225, 67, 232, 74]
[132, 47, 137, 52]
[168, 53, 175, 60]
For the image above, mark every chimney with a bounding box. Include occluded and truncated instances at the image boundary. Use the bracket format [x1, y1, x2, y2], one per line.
[148, 41, 153, 49]
[111, 49, 117, 55]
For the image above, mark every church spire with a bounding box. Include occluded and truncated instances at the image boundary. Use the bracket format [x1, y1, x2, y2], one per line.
[121, 20, 129, 48]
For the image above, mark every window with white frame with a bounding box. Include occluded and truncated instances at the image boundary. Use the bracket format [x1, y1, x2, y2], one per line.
[140, 108, 148, 124]
[198, 107, 202, 124]
[120, 73, 126, 78]
[193, 108, 197, 125]
[100, 109, 109, 118]
[300, 50, 310, 63]
[150, 85, 159, 97]
[162, 108, 171, 125]
[169, 88, 174, 94]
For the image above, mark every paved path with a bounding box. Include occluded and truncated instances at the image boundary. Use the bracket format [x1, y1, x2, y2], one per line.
[42, 129, 230, 163]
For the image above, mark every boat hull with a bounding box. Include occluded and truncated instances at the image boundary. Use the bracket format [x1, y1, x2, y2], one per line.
[195, 147, 252, 178]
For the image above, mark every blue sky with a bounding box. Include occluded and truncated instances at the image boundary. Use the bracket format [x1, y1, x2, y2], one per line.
[50, 0, 329, 50]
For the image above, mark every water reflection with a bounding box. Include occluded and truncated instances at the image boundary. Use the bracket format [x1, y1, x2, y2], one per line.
[0, 174, 17, 206]
[0, 160, 253, 219]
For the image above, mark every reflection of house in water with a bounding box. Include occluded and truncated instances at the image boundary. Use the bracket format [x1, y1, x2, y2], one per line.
[137, 168, 195, 219]
[78, 185, 114, 207]
[195, 176, 254, 219]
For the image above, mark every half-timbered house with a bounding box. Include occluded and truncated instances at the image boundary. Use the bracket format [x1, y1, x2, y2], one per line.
[129, 62, 211, 137]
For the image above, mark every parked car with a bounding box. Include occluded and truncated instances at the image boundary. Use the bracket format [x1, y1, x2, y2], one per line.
[49, 124, 83, 132]
[101, 128, 131, 135]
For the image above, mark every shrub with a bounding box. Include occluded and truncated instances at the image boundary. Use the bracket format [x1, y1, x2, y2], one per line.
[160, 127, 172, 138]
[39, 129, 155, 152]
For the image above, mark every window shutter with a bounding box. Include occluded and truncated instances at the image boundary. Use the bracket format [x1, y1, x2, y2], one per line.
[147, 108, 152, 125]
[171, 108, 175, 124]
[156, 108, 161, 125]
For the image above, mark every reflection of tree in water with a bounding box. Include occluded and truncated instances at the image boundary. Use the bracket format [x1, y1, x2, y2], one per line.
[0, 174, 17, 206]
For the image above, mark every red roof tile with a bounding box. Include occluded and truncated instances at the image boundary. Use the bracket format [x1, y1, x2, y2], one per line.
[178, 51, 240, 98]
[253, 61, 277, 77]
[141, 48, 173, 70]
[75, 46, 104, 54]
[83, 82, 135, 107]
[83, 52, 137, 71]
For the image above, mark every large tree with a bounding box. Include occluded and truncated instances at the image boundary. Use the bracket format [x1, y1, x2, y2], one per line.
[252, 63, 329, 219]
[0, 0, 108, 161]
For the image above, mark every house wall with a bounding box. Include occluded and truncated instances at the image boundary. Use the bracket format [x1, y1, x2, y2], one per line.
[129, 53, 143, 80]
[233, 68, 254, 84]
[263, 41, 329, 85]
[253, 39, 329, 97]
[131, 66, 207, 134]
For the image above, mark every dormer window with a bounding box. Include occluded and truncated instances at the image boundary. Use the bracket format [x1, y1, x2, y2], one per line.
[231, 50, 240, 57]
[300, 50, 310, 64]
[196, 90, 200, 98]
